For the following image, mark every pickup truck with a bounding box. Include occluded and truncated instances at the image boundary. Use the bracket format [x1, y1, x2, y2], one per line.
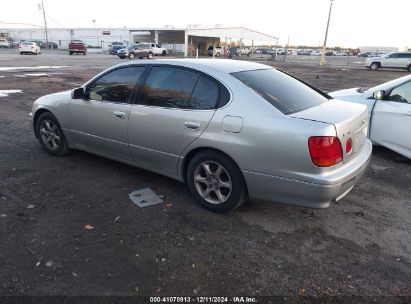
[138, 43, 167, 56]
[69, 40, 87, 55]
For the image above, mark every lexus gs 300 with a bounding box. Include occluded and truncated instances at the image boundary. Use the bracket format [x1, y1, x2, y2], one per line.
[29, 59, 372, 212]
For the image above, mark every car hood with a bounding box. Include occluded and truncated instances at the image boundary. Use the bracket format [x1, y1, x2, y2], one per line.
[329, 88, 366, 102]
[36, 90, 72, 105]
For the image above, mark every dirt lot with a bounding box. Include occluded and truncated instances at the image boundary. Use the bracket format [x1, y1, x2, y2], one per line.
[0, 51, 410, 300]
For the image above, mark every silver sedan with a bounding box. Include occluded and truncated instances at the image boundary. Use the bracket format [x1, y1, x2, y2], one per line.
[29, 59, 372, 212]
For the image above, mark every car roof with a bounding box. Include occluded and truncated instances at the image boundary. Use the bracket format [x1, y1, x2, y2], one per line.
[113, 58, 272, 74]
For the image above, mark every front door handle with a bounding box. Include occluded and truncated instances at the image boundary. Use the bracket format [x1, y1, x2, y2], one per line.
[114, 111, 126, 119]
[184, 121, 200, 130]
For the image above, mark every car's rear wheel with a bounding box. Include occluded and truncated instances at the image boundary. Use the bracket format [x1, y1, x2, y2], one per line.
[162, 50, 167, 56]
[148, 52, 153, 59]
[408, 65, 411, 72]
[35, 112, 70, 156]
[370, 62, 380, 71]
[83, 52, 86, 55]
[69, 51, 73, 55]
[129, 52, 135, 59]
[187, 150, 246, 212]
[216, 52, 220, 57]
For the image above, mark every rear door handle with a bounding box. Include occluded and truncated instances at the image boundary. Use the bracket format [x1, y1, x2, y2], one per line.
[114, 111, 126, 119]
[184, 121, 200, 130]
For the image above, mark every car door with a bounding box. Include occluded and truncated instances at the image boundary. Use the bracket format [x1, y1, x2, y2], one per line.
[128, 65, 220, 176]
[68, 66, 146, 163]
[398, 53, 411, 69]
[382, 53, 400, 68]
[370, 80, 411, 158]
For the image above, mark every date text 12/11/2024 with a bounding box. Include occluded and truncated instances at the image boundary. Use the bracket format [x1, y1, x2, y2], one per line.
[149, 296, 257, 303]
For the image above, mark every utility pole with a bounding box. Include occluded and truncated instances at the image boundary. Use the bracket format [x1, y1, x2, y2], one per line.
[320, 0, 334, 66]
[40, 0, 49, 49]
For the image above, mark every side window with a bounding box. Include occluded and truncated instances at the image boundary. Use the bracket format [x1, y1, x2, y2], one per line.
[387, 81, 411, 104]
[140, 67, 198, 109]
[86, 66, 145, 103]
[388, 53, 398, 59]
[190, 76, 219, 110]
[156, 44, 161, 48]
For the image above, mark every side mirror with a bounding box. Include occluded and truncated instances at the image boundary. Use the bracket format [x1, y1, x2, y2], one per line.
[373, 90, 386, 100]
[71, 87, 85, 99]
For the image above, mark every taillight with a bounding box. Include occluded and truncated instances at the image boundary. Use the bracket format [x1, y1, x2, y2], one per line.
[308, 136, 343, 167]
[345, 138, 353, 154]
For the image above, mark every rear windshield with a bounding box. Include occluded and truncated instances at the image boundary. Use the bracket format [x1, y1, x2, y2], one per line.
[231, 68, 329, 115]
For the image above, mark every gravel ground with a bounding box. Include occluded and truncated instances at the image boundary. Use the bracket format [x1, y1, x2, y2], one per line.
[0, 51, 410, 301]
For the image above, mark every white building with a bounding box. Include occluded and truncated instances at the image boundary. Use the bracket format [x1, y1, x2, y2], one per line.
[2, 26, 278, 56]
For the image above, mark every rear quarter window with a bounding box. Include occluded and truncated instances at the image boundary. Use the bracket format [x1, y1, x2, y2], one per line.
[231, 68, 329, 115]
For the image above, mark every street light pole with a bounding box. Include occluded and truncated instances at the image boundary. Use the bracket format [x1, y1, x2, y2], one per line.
[320, 0, 334, 66]
[40, 0, 49, 49]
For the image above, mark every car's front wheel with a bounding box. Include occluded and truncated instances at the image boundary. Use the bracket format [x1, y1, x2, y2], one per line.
[35, 112, 70, 156]
[129, 52, 135, 59]
[187, 150, 246, 212]
[148, 52, 153, 59]
[370, 62, 380, 71]
[408, 65, 411, 72]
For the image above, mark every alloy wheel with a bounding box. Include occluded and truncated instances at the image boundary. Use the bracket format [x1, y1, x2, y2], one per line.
[39, 119, 61, 150]
[193, 161, 232, 204]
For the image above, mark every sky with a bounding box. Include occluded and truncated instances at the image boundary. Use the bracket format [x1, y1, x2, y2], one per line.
[1, 0, 410, 48]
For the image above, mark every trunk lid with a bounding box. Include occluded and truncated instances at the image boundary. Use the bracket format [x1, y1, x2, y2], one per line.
[290, 99, 368, 163]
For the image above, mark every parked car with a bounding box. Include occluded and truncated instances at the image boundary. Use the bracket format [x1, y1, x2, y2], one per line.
[139, 43, 167, 56]
[0, 39, 11, 48]
[46, 42, 58, 49]
[358, 52, 380, 58]
[29, 59, 371, 212]
[207, 46, 229, 57]
[330, 74, 411, 159]
[19, 41, 41, 55]
[365, 52, 411, 71]
[117, 44, 153, 59]
[335, 51, 348, 56]
[311, 50, 321, 56]
[33, 41, 58, 49]
[69, 40, 87, 55]
[109, 42, 124, 55]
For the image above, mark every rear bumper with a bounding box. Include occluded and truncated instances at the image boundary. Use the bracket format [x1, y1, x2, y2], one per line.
[243, 139, 372, 208]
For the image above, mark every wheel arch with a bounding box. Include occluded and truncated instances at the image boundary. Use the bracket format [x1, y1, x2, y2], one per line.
[33, 108, 52, 138]
[181, 147, 249, 197]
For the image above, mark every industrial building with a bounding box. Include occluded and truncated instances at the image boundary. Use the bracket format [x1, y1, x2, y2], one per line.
[2, 26, 278, 56]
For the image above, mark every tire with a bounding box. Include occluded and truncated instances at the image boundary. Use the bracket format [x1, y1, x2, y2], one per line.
[83, 52, 86, 55]
[187, 150, 246, 213]
[162, 50, 167, 56]
[148, 52, 153, 59]
[216, 52, 220, 57]
[129, 52, 135, 59]
[370, 62, 379, 71]
[20, 52, 23, 55]
[408, 65, 411, 72]
[35, 112, 70, 156]
[69, 51, 73, 55]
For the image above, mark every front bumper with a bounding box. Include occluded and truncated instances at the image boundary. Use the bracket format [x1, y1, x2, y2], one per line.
[243, 139, 372, 208]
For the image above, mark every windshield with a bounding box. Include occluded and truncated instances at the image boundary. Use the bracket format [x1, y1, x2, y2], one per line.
[232, 68, 329, 115]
